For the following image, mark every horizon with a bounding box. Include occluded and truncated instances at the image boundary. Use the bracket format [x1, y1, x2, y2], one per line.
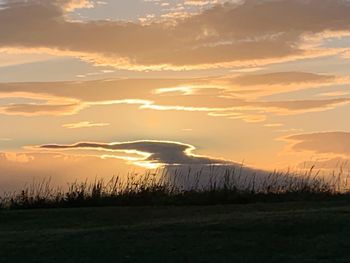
[1, 0, 350, 191]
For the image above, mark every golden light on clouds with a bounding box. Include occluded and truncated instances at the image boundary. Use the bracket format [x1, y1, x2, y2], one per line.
[1, 0, 350, 69]
[0, 0, 350, 189]
[62, 121, 110, 129]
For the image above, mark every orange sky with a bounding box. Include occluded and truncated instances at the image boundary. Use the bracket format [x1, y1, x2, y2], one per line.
[1, 0, 350, 190]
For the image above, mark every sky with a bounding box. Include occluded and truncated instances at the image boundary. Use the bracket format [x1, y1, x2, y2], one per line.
[1, 0, 350, 190]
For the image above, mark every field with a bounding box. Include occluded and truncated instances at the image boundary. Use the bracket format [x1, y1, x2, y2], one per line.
[1, 201, 350, 263]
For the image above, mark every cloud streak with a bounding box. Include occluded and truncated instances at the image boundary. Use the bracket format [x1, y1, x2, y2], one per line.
[40, 140, 231, 168]
[62, 121, 110, 129]
[0, 73, 348, 120]
[1, 72, 341, 103]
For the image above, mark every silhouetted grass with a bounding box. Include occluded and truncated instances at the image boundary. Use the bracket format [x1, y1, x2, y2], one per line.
[1, 166, 350, 209]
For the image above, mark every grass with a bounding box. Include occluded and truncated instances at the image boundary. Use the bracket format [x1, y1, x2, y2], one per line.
[1, 167, 350, 262]
[1, 166, 349, 209]
[1, 201, 350, 262]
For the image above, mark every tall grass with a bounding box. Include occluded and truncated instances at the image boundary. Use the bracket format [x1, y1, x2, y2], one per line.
[1, 166, 349, 209]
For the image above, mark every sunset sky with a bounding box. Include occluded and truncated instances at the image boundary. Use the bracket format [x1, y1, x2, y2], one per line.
[1, 0, 350, 190]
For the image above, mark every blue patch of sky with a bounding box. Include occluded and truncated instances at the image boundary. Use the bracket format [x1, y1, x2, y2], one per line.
[69, 0, 205, 22]
[0, 58, 99, 82]
[69, 0, 170, 22]
[320, 36, 350, 49]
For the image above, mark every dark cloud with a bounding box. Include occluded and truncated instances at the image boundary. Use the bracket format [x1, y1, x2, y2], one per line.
[40, 140, 231, 165]
[39, 140, 273, 189]
[0, 150, 272, 192]
[1, 0, 350, 68]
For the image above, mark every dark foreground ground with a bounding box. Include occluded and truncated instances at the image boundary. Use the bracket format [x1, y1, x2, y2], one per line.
[1, 201, 350, 263]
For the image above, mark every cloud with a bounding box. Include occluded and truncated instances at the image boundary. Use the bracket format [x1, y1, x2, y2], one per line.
[0, 150, 271, 192]
[38, 138, 310, 192]
[222, 71, 345, 97]
[1, 0, 350, 69]
[142, 97, 350, 115]
[39, 140, 231, 167]
[37, 139, 272, 188]
[62, 121, 110, 129]
[230, 72, 335, 86]
[264, 123, 284, 128]
[3, 152, 34, 163]
[184, 0, 213, 6]
[0, 49, 55, 67]
[0, 103, 83, 116]
[285, 132, 350, 157]
[254, 98, 350, 114]
[61, 0, 94, 11]
[317, 91, 350, 97]
[0, 75, 348, 118]
[154, 72, 343, 97]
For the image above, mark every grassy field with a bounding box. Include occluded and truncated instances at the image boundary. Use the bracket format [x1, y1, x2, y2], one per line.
[1, 201, 350, 262]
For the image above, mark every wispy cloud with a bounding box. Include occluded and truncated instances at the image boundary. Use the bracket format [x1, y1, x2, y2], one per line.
[0, 76, 348, 121]
[62, 121, 110, 129]
[0, 103, 84, 116]
[264, 123, 284, 128]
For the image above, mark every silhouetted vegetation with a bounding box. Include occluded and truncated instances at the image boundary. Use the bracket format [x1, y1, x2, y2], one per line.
[1, 166, 349, 209]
